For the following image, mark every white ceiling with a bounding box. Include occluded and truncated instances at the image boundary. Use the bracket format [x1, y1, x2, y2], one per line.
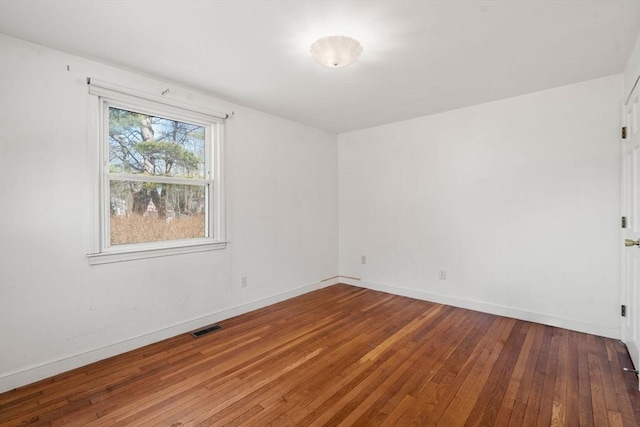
[0, 1, 638, 133]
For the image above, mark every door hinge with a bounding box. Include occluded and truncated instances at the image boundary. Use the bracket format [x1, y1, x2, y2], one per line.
[622, 126, 627, 139]
[621, 305, 627, 317]
[622, 216, 627, 228]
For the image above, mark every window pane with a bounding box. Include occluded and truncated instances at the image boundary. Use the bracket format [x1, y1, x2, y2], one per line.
[108, 107, 206, 179]
[110, 180, 207, 245]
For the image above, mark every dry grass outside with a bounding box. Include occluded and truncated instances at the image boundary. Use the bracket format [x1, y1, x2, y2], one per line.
[110, 214, 205, 245]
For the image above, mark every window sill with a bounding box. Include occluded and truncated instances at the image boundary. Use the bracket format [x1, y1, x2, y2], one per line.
[87, 241, 227, 265]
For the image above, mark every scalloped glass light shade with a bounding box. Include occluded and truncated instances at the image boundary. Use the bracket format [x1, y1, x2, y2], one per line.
[310, 35, 363, 68]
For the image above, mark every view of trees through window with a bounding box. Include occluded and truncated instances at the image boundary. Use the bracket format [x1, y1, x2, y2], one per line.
[108, 107, 209, 245]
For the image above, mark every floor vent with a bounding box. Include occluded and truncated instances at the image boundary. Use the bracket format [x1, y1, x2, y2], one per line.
[191, 324, 222, 338]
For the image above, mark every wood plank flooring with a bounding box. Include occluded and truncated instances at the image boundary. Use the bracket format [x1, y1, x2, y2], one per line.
[1, 284, 638, 426]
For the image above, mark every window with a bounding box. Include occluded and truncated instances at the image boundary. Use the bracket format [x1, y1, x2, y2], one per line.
[87, 80, 226, 264]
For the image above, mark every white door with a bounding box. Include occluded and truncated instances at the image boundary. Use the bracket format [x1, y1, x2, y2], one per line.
[621, 79, 640, 390]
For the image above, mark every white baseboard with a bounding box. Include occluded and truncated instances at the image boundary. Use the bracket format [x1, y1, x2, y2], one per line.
[1, 276, 618, 393]
[0, 277, 339, 393]
[338, 277, 620, 340]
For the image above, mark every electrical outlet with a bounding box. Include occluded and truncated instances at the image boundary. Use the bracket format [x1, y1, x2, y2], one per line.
[361, 255, 367, 264]
[438, 269, 447, 280]
[241, 276, 248, 288]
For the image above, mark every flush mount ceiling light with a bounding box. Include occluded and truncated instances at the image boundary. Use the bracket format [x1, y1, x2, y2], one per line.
[310, 35, 363, 68]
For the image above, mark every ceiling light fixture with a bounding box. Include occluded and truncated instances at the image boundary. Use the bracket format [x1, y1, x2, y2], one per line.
[310, 35, 363, 68]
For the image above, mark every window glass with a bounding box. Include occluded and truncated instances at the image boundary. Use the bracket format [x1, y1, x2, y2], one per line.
[108, 107, 206, 178]
[109, 181, 207, 245]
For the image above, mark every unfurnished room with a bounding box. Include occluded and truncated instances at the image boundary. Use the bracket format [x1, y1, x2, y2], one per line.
[0, 1, 639, 425]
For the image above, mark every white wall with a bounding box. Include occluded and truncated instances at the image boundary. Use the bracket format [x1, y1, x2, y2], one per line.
[339, 75, 623, 338]
[0, 35, 339, 392]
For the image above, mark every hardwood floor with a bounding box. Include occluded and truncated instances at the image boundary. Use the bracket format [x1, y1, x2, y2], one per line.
[1, 284, 638, 426]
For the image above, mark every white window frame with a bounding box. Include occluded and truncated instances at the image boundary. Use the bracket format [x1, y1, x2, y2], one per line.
[87, 79, 227, 265]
